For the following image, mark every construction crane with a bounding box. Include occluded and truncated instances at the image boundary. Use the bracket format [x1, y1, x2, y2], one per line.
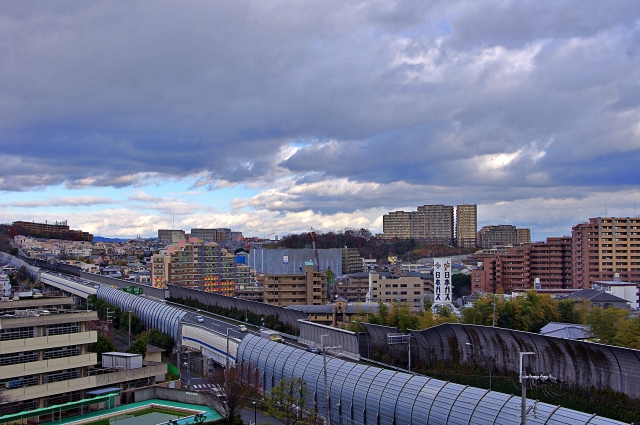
[310, 228, 319, 272]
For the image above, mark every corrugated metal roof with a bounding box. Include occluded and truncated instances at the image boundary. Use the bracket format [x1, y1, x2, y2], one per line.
[237, 334, 628, 425]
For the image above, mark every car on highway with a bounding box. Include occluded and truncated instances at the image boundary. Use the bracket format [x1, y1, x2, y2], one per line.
[307, 345, 320, 354]
[195, 315, 204, 323]
[238, 325, 248, 332]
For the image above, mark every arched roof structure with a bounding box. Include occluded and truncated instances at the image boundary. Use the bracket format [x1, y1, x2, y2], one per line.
[237, 334, 626, 425]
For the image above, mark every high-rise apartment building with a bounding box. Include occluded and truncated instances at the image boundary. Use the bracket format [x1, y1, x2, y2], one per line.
[382, 205, 454, 244]
[527, 237, 572, 289]
[382, 211, 412, 239]
[151, 238, 249, 295]
[477, 225, 516, 249]
[456, 204, 477, 248]
[516, 228, 532, 245]
[572, 217, 640, 289]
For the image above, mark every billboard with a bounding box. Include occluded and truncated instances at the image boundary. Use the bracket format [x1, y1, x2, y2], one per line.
[433, 258, 452, 305]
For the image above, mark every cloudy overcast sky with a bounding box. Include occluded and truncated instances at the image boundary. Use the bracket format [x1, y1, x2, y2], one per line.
[1, 1, 640, 240]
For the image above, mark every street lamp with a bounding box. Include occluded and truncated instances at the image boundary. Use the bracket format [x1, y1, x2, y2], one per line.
[351, 320, 369, 358]
[320, 334, 342, 425]
[520, 352, 535, 425]
[127, 301, 133, 347]
[182, 350, 191, 389]
[466, 343, 492, 390]
[226, 328, 235, 368]
[252, 401, 257, 425]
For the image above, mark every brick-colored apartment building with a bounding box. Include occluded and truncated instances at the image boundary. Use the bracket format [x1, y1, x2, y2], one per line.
[13, 220, 93, 242]
[572, 217, 640, 288]
[477, 237, 573, 292]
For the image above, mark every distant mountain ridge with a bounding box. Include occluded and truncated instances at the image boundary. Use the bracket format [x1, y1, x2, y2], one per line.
[93, 236, 130, 243]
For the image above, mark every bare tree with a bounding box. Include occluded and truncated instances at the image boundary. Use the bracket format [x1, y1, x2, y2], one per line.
[204, 362, 262, 424]
[0, 388, 14, 416]
[264, 377, 315, 425]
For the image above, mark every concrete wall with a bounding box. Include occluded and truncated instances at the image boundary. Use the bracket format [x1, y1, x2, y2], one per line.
[133, 386, 208, 405]
[297, 320, 360, 360]
[363, 322, 640, 399]
[79, 271, 168, 300]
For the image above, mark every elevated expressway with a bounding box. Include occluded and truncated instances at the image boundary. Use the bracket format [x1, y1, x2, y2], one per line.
[14, 258, 630, 425]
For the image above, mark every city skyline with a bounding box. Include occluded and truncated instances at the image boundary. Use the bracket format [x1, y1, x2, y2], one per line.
[2, 2, 640, 240]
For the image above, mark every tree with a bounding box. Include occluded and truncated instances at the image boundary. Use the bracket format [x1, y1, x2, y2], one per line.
[204, 362, 262, 424]
[0, 386, 13, 415]
[612, 316, 640, 349]
[586, 307, 629, 345]
[127, 334, 147, 357]
[89, 334, 117, 360]
[265, 377, 315, 425]
[451, 274, 471, 299]
[17, 265, 28, 282]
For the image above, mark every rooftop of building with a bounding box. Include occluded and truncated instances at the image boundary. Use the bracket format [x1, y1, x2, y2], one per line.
[593, 280, 637, 287]
[288, 302, 380, 314]
[540, 322, 592, 340]
[569, 288, 629, 304]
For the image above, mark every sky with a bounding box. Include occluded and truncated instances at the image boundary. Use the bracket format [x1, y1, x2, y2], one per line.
[1, 1, 640, 241]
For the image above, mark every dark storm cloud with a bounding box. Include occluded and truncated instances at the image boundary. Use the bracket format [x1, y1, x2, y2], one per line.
[1, 0, 640, 215]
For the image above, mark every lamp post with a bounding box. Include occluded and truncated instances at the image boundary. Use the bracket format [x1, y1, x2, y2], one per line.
[466, 343, 492, 390]
[492, 293, 497, 327]
[519, 352, 535, 425]
[321, 334, 341, 425]
[252, 401, 257, 425]
[351, 320, 369, 358]
[226, 328, 235, 368]
[182, 350, 191, 389]
[127, 301, 133, 347]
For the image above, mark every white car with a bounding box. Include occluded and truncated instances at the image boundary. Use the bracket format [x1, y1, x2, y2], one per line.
[195, 315, 204, 323]
[238, 325, 248, 332]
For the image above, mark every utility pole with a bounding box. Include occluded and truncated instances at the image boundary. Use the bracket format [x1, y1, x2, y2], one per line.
[321, 334, 341, 425]
[492, 293, 497, 327]
[226, 328, 234, 368]
[106, 308, 114, 324]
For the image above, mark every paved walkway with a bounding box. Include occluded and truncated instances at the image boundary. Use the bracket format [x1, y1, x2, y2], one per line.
[241, 406, 284, 425]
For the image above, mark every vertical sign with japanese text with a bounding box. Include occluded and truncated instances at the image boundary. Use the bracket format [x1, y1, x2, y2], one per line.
[433, 258, 453, 305]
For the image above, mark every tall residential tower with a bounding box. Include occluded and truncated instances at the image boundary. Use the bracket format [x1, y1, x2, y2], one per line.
[456, 204, 477, 248]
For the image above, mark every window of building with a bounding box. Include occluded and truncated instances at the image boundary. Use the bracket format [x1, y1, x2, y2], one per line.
[0, 374, 39, 389]
[0, 326, 35, 341]
[0, 350, 39, 366]
[47, 323, 80, 336]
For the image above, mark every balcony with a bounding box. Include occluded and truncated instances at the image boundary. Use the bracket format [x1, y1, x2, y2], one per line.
[0, 353, 97, 380]
[5, 362, 166, 402]
[0, 331, 97, 355]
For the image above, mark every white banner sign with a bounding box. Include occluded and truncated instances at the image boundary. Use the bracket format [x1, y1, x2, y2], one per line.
[283, 255, 289, 264]
[433, 258, 452, 304]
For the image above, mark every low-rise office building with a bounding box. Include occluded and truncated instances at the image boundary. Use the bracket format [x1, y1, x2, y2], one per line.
[334, 272, 432, 312]
[0, 298, 166, 415]
[261, 262, 326, 307]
